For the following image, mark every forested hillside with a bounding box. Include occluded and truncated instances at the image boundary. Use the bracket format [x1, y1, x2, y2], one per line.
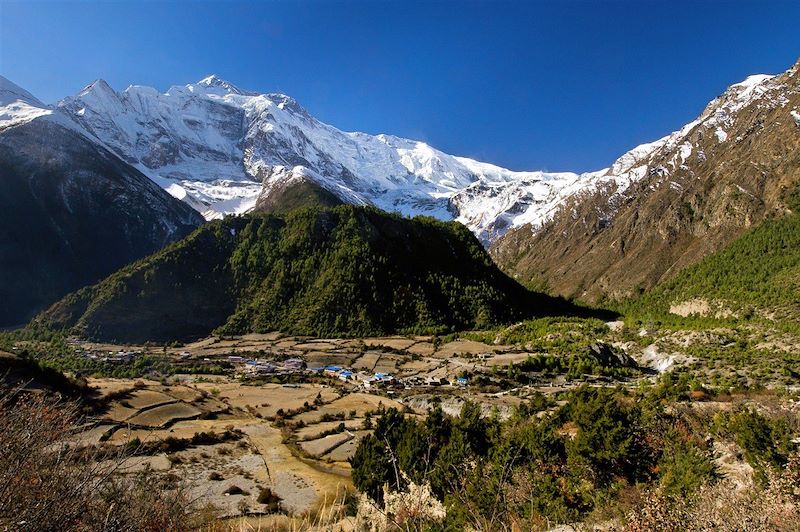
[37, 206, 586, 343]
[621, 199, 800, 324]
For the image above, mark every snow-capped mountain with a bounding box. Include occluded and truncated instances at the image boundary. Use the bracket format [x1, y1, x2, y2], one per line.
[18, 65, 793, 251]
[491, 58, 800, 302]
[58, 74, 661, 243]
[3, 58, 796, 322]
[0, 76, 53, 128]
[0, 75, 203, 326]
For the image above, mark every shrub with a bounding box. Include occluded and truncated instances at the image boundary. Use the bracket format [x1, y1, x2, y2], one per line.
[223, 485, 248, 496]
[0, 386, 195, 530]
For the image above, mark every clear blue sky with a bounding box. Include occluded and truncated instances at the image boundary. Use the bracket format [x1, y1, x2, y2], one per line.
[1, 1, 798, 172]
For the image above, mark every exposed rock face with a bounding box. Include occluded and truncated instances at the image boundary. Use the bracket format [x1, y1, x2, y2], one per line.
[492, 59, 800, 302]
[586, 343, 637, 368]
[669, 299, 713, 318]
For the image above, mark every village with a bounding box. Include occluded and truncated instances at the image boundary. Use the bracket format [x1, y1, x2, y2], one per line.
[64, 329, 641, 418]
[231, 355, 468, 389]
[71, 332, 486, 392]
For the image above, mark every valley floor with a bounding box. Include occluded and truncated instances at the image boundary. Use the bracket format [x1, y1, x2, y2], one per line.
[3, 317, 799, 530]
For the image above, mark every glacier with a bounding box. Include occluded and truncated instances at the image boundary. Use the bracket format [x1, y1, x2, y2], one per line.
[3, 71, 781, 245]
[56, 74, 666, 243]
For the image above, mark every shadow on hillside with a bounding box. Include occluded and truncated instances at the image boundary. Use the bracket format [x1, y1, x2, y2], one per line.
[528, 291, 620, 322]
[0, 352, 101, 404]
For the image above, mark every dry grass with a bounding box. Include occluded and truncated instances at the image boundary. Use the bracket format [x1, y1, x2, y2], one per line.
[626, 454, 800, 531]
[243, 423, 353, 515]
[0, 385, 195, 530]
[208, 485, 357, 532]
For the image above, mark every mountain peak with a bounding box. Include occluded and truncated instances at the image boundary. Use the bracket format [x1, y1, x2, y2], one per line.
[80, 79, 114, 94]
[195, 74, 249, 95]
[73, 79, 121, 107]
[196, 74, 224, 85]
[0, 76, 53, 129]
[264, 92, 311, 117]
[731, 74, 774, 89]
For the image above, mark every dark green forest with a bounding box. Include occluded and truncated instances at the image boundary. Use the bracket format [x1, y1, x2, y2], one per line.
[36, 206, 586, 343]
[620, 205, 800, 327]
[351, 381, 796, 529]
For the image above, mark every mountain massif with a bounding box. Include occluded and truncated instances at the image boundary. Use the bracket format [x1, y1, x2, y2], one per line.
[0, 77, 203, 327]
[492, 60, 800, 303]
[4, 57, 800, 331]
[55, 64, 800, 275]
[57, 75, 658, 243]
[37, 205, 582, 343]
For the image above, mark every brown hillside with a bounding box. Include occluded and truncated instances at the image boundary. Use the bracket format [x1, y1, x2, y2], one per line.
[492, 59, 800, 302]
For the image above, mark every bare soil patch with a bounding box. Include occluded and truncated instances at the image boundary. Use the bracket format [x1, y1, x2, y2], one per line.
[299, 432, 352, 458]
[126, 402, 203, 427]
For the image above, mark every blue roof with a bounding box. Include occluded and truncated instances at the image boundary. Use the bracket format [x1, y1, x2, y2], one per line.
[456, 377, 468, 383]
[340, 371, 353, 376]
[374, 373, 385, 379]
[325, 365, 342, 371]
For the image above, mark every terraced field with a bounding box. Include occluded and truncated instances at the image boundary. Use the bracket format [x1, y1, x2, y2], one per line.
[299, 432, 353, 458]
[193, 382, 340, 418]
[79, 377, 370, 518]
[125, 402, 203, 427]
[66, 327, 649, 523]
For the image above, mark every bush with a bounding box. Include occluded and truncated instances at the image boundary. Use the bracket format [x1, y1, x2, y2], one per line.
[256, 487, 283, 513]
[223, 485, 248, 496]
[720, 408, 793, 484]
[0, 386, 195, 530]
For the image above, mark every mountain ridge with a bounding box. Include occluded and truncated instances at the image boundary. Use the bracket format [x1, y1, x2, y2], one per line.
[0, 75, 205, 326]
[491, 58, 800, 302]
[7, 66, 791, 252]
[54, 73, 691, 243]
[35, 205, 594, 343]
